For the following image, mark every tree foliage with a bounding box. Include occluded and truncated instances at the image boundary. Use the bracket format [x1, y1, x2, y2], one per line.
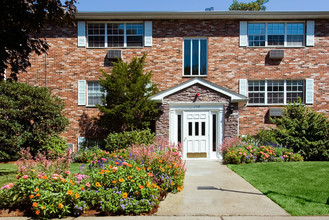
[97, 54, 159, 133]
[270, 99, 329, 161]
[0, 0, 77, 81]
[0, 82, 69, 161]
[229, 0, 269, 11]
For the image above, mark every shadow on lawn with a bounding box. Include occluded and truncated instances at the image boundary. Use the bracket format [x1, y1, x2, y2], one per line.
[265, 190, 327, 205]
[0, 171, 16, 176]
[197, 186, 264, 196]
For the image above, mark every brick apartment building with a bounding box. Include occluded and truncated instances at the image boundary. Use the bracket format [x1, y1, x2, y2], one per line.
[19, 11, 329, 159]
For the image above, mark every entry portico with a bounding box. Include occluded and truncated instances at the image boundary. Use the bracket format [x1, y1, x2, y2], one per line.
[151, 78, 248, 159]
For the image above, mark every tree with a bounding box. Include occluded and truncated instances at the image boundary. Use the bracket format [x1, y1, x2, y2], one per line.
[270, 99, 329, 161]
[97, 54, 159, 133]
[0, 0, 77, 81]
[0, 82, 69, 161]
[229, 0, 269, 11]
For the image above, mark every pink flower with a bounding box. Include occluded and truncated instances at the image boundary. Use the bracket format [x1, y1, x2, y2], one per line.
[16, 175, 20, 179]
[65, 171, 70, 175]
[238, 152, 242, 155]
[101, 158, 106, 161]
[37, 174, 43, 179]
[112, 166, 118, 171]
[85, 182, 91, 187]
[243, 153, 246, 156]
[22, 175, 29, 180]
[122, 162, 128, 166]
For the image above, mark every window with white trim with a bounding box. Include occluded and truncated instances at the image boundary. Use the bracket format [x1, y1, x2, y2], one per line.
[183, 38, 208, 76]
[87, 81, 104, 106]
[88, 23, 144, 48]
[248, 22, 305, 47]
[248, 80, 304, 105]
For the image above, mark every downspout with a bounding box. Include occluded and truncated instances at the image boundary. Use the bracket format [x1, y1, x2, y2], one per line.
[45, 53, 47, 87]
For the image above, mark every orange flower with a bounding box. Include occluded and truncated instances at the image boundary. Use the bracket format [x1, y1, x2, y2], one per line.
[112, 180, 117, 184]
[67, 190, 73, 195]
[122, 192, 128, 198]
[119, 178, 124, 183]
[171, 182, 175, 186]
[142, 167, 146, 170]
[80, 187, 85, 191]
[147, 167, 151, 170]
[136, 167, 141, 171]
[158, 160, 162, 163]
[29, 195, 34, 199]
[62, 179, 67, 183]
[147, 173, 153, 177]
[35, 210, 40, 215]
[69, 180, 75, 185]
[75, 193, 80, 199]
[34, 188, 39, 192]
[139, 185, 144, 189]
[109, 165, 113, 169]
[36, 193, 40, 197]
[43, 176, 48, 180]
[128, 164, 132, 167]
[42, 206, 45, 210]
[95, 182, 101, 187]
[135, 191, 139, 195]
[105, 169, 110, 173]
[32, 202, 38, 207]
[161, 168, 165, 172]
[58, 203, 64, 209]
[146, 183, 151, 188]
[131, 180, 135, 183]
[112, 169, 116, 173]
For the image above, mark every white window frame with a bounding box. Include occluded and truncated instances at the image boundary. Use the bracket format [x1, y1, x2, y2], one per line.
[87, 21, 144, 48]
[183, 38, 208, 77]
[86, 81, 104, 107]
[247, 80, 305, 106]
[247, 21, 305, 47]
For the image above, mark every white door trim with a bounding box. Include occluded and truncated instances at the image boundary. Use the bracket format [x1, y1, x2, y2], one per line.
[169, 103, 224, 159]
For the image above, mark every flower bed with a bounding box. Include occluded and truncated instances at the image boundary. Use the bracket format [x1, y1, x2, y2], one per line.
[0, 142, 185, 218]
[222, 141, 303, 164]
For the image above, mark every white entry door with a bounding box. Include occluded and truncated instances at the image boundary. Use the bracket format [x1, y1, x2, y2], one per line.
[183, 111, 209, 157]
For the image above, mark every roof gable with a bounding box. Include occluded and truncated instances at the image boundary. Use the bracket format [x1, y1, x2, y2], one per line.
[150, 78, 248, 103]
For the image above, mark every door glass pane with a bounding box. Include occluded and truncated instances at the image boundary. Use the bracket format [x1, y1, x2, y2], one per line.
[212, 115, 216, 152]
[202, 122, 206, 136]
[184, 40, 191, 75]
[192, 40, 199, 75]
[188, 122, 192, 136]
[195, 122, 199, 136]
[177, 115, 182, 143]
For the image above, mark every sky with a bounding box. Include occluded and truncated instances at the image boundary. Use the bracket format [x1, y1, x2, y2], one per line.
[76, 0, 329, 12]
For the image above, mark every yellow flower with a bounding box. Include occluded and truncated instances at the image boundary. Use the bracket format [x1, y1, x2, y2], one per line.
[122, 193, 128, 198]
[119, 178, 124, 183]
[146, 183, 151, 188]
[75, 193, 80, 199]
[42, 206, 45, 210]
[95, 182, 101, 187]
[58, 203, 64, 209]
[67, 190, 73, 195]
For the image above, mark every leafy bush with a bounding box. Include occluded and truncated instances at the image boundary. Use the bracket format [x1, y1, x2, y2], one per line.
[104, 129, 155, 152]
[224, 142, 303, 164]
[270, 100, 329, 161]
[0, 81, 69, 161]
[73, 147, 110, 163]
[218, 136, 241, 155]
[40, 135, 68, 159]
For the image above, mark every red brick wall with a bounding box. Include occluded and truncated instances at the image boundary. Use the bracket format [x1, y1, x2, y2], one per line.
[19, 19, 329, 148]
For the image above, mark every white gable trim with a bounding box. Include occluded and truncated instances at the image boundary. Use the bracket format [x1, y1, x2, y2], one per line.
[150, 78, 248, 103]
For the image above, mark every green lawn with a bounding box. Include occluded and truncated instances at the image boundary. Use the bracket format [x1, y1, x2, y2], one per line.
[228, 162, 329, 216]
[0, 163, 84, 187]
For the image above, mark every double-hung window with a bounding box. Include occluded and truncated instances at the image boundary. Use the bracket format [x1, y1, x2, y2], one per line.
[248, 22, 305, 47]
[248, 80, 304, 105]
[87, 81, 104, 106]
[183, 38, 208, 76]
[88, 23, 144, 48]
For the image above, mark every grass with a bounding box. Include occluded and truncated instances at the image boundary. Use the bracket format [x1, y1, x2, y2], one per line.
[228, 162, 329, 216]
[0, 163, 85, 187]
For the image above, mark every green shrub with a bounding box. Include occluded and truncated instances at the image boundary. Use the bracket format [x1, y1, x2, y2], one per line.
[104, 129, 155, 152]
[0, 81, 69, 161]
[270, 99, 329, 161]
[40, 135, 68, 159]
[73, 147, 110, 163]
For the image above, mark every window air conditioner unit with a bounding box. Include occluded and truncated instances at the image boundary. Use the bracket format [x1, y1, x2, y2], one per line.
[269, 50, 284, 60]
[107, 50, 122, 59]
[269, 108, 283, 117]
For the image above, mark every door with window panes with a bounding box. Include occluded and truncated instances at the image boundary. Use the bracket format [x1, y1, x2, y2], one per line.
[183, 111, 209, 157]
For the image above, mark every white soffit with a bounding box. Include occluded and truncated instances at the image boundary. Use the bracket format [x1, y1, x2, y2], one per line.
[150, 78, 248, 103]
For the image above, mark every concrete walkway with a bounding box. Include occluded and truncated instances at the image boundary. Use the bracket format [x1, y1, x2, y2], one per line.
[155, 159, 289, 217]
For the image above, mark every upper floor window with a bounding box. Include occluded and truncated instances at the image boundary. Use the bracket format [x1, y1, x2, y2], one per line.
[87, 23, 144, 48]
[183, 39, 208, 76]
[248, 80, 304, 105]
[248, 22, 305, 47]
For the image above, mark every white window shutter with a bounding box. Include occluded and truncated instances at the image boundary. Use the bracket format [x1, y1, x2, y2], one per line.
[306, 20, 315, 47]
[239, 79, 248, 96]
[305, 79, 314, 104]
[78, 80, 86, 105]
[77, 21, 86, 47]
[144, 21, 152, 47]
[239, 21, 248, 47]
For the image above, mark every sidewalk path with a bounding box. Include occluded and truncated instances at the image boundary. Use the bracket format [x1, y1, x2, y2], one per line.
[155, 159, 289, 217]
